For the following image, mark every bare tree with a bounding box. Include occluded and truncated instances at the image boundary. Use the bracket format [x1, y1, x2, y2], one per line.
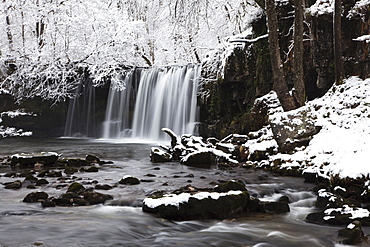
[265, 0, 298, 110]
[334, 0, 343, 84]
[293, 0, 306, 106]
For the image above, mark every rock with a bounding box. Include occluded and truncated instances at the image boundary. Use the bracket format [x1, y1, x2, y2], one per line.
[62, 158, 89, 167]
[258, 201, 290, 213]
[95, 184, 113, 190]
[23, 191, 48, 203]
[67, 182, 85, 193]
[143, 190, 250, 220]
[10, 152, 59, 167]
[85, 154, 100, 164]
[214, 180, 247, 193]
[119, 176, 140, 185]
[24, 174, 38, 183]
[41, 200, 56, 207]
[338, 221, 364, 244]
[4, 180, 22, 189]
[269, 108, 321, 152]
[180, 151, 213, 166]
[85, 166, 99, 172]
[64, 167, 78, 175]
[35, 179, 49, 186]
[82, 192, 113, 205]
[150, 147, 172, 162]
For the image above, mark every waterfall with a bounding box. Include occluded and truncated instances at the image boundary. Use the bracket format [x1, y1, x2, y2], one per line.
[64, 78, 96, 138]
[102, 65, 200, 140]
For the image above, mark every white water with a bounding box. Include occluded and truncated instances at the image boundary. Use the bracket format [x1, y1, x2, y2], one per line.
[103, 65, 200, 140]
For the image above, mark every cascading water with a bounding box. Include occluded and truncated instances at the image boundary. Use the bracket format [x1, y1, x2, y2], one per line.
[102, 65, 200, 140]
[64, 78, 96, 138]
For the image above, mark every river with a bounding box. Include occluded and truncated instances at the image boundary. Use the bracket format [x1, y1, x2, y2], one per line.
[0, 138, 364, 246]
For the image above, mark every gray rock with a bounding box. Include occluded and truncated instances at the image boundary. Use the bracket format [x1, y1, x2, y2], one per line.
[269, 108, 321, 152]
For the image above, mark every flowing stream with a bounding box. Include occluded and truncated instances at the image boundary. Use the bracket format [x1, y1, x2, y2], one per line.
[0, 138, 366, 247]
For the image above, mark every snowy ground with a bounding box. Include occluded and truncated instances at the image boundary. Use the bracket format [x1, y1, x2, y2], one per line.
[252, 76, 370, 180]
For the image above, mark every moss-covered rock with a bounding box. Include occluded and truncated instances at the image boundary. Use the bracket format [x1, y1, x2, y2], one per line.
[67, 182, 85, 193]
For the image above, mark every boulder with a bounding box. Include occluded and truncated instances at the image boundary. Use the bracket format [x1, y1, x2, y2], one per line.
[143, 190, 250, 220]
[10, 152, 59, 167]
[269, 108, 321, 152]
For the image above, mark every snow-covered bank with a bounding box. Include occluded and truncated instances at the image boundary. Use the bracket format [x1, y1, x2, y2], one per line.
[268, 76, 370, 179]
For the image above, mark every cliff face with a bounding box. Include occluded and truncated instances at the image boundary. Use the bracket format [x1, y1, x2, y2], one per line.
[199, 0, 370, 139]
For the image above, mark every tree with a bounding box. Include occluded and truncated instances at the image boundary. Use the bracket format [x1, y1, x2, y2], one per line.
[334, 0, 343, 85]
[265, 0, 298, 110]
[293, 0, 306, 106]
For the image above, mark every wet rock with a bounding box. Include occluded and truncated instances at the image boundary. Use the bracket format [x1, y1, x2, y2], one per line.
[64, 167, 78, 175]
[10, 152, 59, 167]
[143, 190, 250, 220]
[45, 170, 63, 177]
[258, 201, 290, 213]
[62, 158, 89, 167]
[269, 108, 321, 152]
[214, 180, 247, 193]
[85, 166, 99, 172]
[338, 221, 364, 244]
[119, 176, 140, 185]
[82, 192, 113, 205]
[67, 182, 85, 193]
[41, 200, 56, 208]
[35, 179, 49, 186]
[4, 180, 22, 189]
[95, 184, 113, 190]
[24, 174, 38, 183]
[23, 191, 48, 203]
[85, 154, 100, 164]
[150, 147, 172, 162]
[181, 151, 213, 166]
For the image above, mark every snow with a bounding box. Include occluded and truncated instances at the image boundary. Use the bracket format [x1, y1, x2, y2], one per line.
[347, 223, 356, 229]
[262, 76, 370, 179]
[306, 0, 334, 16]
[143, 190, 243, 209]
[12, 152, 59, 159]
[324, 205, 370, 220]
[353, 35, 370, 43]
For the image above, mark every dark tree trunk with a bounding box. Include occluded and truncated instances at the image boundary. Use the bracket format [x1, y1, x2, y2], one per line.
[3, 0, 13, 52]
[265, 0, 298, 111]
[293, 0, 306, 106]
[334, 0, 343, 84]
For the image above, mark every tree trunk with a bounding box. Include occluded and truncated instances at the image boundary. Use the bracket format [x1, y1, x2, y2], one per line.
[265, 0, 298, 111]
[3, 0, 14, 52]
[334, 0, 343, 84]
[293, 0, 306, 106]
